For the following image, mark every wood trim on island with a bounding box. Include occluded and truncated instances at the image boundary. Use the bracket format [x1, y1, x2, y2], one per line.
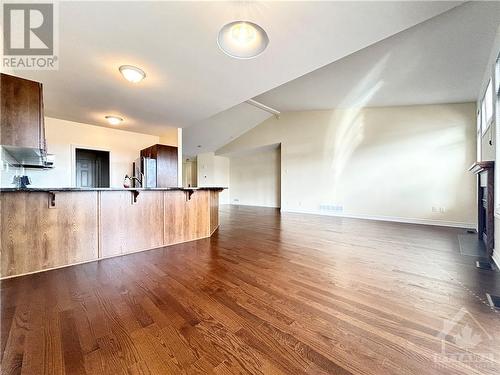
[0, 189, 222, 279]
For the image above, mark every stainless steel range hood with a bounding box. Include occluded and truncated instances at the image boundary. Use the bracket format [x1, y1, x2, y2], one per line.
[2, 146, 54, 169]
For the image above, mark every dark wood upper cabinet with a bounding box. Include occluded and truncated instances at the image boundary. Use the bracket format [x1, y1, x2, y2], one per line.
[140, 144, 178, 187]
[1, 73, 46, 153]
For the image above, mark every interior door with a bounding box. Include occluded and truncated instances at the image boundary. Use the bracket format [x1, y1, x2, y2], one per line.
[76, 158, 95, 187]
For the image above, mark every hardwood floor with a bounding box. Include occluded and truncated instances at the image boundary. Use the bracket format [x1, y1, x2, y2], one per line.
[1, 205, 500, 374]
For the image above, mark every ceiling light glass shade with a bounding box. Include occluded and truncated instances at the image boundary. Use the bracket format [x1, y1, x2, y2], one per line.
[105, 115, 123, 125]
[217, 21, 269, 59]
[119, 65, 146, 83]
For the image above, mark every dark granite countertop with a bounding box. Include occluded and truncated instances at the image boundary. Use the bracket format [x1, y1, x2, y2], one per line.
[0, 187, 226, 192]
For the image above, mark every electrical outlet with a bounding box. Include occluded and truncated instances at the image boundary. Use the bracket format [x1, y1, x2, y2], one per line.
[439, 207, 446, 213]
[233, 198, 239, 202]
[432, 206, 438, 213]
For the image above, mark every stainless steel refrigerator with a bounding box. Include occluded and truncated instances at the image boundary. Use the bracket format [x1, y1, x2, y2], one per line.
[133, 157, 157, 188]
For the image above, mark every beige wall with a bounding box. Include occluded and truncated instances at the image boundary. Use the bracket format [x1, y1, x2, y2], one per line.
[481, 122, 495, 161]
[159, 127, 178, 146]
[196, 152, 230, 203]
[218, 103, 477, 227]
[197, 152, 215, 187]
[228, 146, 281, 208]
[183, 157, 197, 187]
[1, 117, 167, 188]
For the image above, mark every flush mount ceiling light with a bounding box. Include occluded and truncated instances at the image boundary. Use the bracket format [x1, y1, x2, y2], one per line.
[105, 115, 123, 125]
[119, 65, 146, 83]
[217, 21, 269, 59]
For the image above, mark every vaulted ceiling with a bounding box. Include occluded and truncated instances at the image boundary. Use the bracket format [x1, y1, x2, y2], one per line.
[185, 1, 500, 155]
[255, 0, 500, 111]
[9, 1, 460, 140]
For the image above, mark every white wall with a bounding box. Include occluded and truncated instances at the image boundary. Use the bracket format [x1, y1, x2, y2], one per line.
[196, 152, 230, 203]
[176, 128, 183, 187]
[159, 127, 178, 146]
[218, 103, 477, 227]
[214, 156, 230, 204]
[183, 157, 197, 187]
[1, 117, 163, 188]
[197, 152, 216, 187]
[228, 147, 281, 208]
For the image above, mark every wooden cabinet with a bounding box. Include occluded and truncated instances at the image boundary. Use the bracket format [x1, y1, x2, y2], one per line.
[164, 190, 210, 245]
[99, 191, 165, 257]
[0, 192, 99, 278]
[1, 73, 46, 153]
[0, 189, 221, 278]
[141, 144, 178, 187]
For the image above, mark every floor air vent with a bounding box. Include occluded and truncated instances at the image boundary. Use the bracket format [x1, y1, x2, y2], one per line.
[476, 260, 494, 270]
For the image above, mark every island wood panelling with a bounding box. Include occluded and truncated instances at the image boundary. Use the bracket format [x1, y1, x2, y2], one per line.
[209, 190, 219, 234]
[164, 190, 210, 245]
[99, 190, 165, 257]
[0, 189, 221, 278]
[0, 191, 98, 278]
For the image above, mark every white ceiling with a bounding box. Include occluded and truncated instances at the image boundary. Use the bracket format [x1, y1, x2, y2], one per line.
[255, 1, 500, 111]
[183, 102, 272, 156]
[184, 1, 500, 155]
[218, 142, 281, 158]
[8, 1, 460, 138]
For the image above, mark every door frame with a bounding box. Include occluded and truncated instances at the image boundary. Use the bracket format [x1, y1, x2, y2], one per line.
[71, 144, 111, 187]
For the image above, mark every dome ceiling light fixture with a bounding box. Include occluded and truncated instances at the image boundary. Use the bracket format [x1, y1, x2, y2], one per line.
[217, 21, 269, 59]
[105, 115, 124, 125]
[119, 65, 146, 83]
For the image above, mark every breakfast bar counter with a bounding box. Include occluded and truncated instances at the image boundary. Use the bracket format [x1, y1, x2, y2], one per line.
[0, 187, 224, 278]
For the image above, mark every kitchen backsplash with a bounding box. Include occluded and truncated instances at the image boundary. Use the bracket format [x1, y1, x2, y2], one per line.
[0, 146, 21, 188]
[0, 146, 62, 189]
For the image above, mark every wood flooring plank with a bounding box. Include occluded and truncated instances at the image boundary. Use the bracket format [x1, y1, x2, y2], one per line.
[60, 309, 86, 375]
[1, 206, 500, 374]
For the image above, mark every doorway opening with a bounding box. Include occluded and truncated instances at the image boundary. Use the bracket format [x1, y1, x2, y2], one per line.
[75, 148, 110, 188]
[224, 143, 281, 208]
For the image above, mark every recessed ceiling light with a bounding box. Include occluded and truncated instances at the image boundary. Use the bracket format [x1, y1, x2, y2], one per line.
[105, 115, 123, 125]
[119, 65, 146, 83]
[217, 21, 269, 59]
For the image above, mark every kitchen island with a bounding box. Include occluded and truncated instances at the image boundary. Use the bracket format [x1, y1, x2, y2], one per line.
[0, 187, 224, 279]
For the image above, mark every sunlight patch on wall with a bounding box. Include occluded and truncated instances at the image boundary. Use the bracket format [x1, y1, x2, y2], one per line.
[324, 54, 390, 200]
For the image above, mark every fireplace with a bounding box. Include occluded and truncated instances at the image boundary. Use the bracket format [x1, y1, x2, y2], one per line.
[469, 161, 494, 257]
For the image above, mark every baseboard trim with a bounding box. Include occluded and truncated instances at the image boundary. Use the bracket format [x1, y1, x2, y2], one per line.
[230, 202, 281, 209]
[280, 208, 475, 229]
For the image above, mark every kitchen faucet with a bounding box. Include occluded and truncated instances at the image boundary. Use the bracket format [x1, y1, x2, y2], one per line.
[125, 173, 144, 188]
